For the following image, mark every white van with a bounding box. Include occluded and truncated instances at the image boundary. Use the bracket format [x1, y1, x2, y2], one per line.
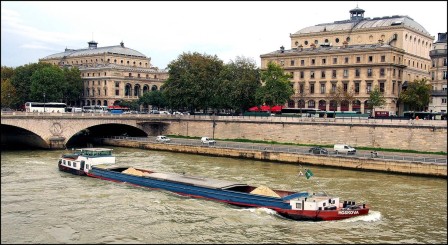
[201, 137, 216, 145]
[334, 144, 356, 154]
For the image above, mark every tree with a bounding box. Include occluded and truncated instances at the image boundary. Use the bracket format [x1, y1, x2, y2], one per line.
[10, 62, 54, 104]
[368, 86, 386, 117]
[118, 100, 140, 111]
[162, 52, 224, 113]
[1, 79, 19, 109]
[63, 67, 83, 106]
[219, 56, 260, 114]
[138, 90, 166, 110]
[255, 61, 294, 112]
[30, 66, 66, 102]
[399, 78, 431, 115]
[325, 84, 355, 115]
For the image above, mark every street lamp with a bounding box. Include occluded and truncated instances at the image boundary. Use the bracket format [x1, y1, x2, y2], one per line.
[43, 92, 46, 113]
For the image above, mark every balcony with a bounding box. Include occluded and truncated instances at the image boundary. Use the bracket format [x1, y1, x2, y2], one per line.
[431, 90, 448, 96]
[430, 49, 447, 57]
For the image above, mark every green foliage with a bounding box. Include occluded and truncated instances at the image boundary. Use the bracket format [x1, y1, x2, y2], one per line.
[10, 62, 54, 104]
[399, 78, 431, 111]
[325, 84, 354, 111]
[30, 66, 66, 102]
[117, 100, 140, 111]
[1, 79, 19, 109]
[218, 56, 261, 113]
[162, 52, 224, 112]
[368, 86, 386, 116]
[63, 67, 83, 105]
[138, 90, 166, 110]
[255, 61, 293, 109]
[1, 66, 15, 82]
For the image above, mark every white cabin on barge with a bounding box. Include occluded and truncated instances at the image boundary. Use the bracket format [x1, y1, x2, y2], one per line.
[58, 148, 115, 175]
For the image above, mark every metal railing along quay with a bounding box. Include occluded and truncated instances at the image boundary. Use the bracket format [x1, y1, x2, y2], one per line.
[104, 136, 447, 165]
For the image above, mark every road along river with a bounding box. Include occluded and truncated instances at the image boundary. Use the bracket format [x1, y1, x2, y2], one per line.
[1, 147, 446, 244]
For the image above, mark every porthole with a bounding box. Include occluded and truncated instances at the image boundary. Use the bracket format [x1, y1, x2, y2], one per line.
[335, 38, 339, 43]
[324, 39, 329, 43]
[346, 37, 350, 42]
[304, 40, 308, 45]
[314, 40, 318, 44]
[295, 41, 299, 46]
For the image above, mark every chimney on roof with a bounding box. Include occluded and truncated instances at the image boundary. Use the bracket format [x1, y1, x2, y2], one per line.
[280, 45, 285, 53]
[120, 41, 124, 48]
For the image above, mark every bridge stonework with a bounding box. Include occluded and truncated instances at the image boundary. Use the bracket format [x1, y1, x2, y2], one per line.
[1, 114, 447, 153]
[1, 115, 149, 149]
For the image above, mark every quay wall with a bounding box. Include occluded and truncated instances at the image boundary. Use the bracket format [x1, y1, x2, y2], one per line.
[162, 119, 447, 153]
[101, 138, 447, 178]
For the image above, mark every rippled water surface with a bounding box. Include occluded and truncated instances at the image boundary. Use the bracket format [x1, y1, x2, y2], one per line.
[1, 147, 447, 244]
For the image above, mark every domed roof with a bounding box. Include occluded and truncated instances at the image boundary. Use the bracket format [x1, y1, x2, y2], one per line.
[41, 42, 148, 60]
[294, 15, 431, 36]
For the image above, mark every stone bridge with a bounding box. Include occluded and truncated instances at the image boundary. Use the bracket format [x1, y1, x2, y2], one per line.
[2, 112, 447, 152]
[1, 113, 172, 149]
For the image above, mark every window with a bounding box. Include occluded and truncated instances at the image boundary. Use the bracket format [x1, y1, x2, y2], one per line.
[381, 55, 386, 62]
[310, 71, 315, 79]
[310, 84, 315, 94]
[392, 81, 396, 94]
[301, 60, 305, 66]
[115, 82, 119, 88]
[115, 90, 119, 96]
[357, 57, 361, 63]
[379, 82, 385, 93]
[368, 56, 373, 62]
[343, 69, 348, 77]
[345, 57, 349, 64]
[300, 71, 304, 79]
[129, 73, 132, 77]
[321, 70, 325, 78]
[367, 82, 372, 93]
[332, 70, 337, 78]
[97, 81, 100, 85]
[311, 59, 315, 65]
[299, 83, 304, 94]
[322, 58, 326, 65]
[444, 58, 447, 66]
[333, 57, 337, 64]
[343, 83, 348, 92]
[355, 82, 360, 94]
[73, 162, 77, 168]
[320, 83, 326, 94]
[331, 83, 336, 92]
[308, 100, 315, 107]
[367, 68, 373, 77]
[355, 69, 360, 77]
[393, 69, 396, 77]
[442, 98, 447, 104]
[380, 68, 385, 76]
[291, 60, 295, 66]
[443, 71, 447, 80]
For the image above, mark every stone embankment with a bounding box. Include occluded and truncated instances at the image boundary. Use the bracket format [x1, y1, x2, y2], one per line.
[100, 138, 447, 178]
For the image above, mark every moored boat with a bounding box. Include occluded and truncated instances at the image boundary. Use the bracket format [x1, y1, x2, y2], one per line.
[58, 148, 369, 221]
[58, 148, 115, 175]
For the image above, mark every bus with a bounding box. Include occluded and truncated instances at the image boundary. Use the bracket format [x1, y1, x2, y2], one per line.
[25, 102, 67, 113]
[82, 105, 108, 113]
[107, 105, 129, 114]
[280, 108, 322, 117]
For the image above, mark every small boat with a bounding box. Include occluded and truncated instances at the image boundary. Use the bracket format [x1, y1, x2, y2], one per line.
[58, 148, 115, 175]
[59, 148, 369, 221]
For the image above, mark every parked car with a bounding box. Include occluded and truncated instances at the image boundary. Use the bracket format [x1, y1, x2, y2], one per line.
[149, 110, 160, 114]
[201, 137, 216, 145]
[309, 147, 328, 154]
[159, 111, 171, 115]
[334, 144, 356, 154]
[156, 135, 171, 143]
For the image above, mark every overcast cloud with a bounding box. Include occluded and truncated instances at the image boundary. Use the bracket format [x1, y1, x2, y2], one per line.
[1, 1, 447, 69]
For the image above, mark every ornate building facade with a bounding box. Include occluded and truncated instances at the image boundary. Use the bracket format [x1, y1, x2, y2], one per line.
[429, 32, 447, 114]
[40, 41, 168, 107]
[260, 7, 434, 115]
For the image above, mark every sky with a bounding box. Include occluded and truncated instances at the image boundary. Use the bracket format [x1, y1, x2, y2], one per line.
[1, 1, 447, 69]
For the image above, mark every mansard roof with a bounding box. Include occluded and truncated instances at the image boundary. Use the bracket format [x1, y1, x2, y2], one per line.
[294, 15, 431, 37]
[41, 44, 148, 60]
[260, 43, 396, 57]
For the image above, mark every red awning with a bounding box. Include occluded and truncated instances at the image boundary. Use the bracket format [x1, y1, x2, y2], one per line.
[248, 105, 283, 112]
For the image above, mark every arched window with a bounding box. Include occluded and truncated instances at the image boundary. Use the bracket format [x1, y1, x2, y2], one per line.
[318, 100, 326, 110]
[97, 100, 101, 106]
[125, 84, 132, 96]
[308, 100, 315, 108]
[151, 85, 158, 91]
[298, 99, 305, 108]
[341, 100, 349, 111]
[143, 85, 149, 94]
[134, 84, 141, 97]
[288, 100, 295, 108]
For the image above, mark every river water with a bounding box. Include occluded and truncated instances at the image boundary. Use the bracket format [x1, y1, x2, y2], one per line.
[1, 147, 446, 244]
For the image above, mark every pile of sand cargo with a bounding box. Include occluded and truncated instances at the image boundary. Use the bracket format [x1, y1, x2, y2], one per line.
[249, 185, 281, 198]
[122, 167, 151, 177]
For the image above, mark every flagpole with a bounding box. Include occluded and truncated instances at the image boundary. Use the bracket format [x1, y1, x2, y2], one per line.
[298, 165, 328, 196]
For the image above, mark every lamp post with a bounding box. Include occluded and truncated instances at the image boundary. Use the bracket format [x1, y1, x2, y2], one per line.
[43, 92, 46, 113]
